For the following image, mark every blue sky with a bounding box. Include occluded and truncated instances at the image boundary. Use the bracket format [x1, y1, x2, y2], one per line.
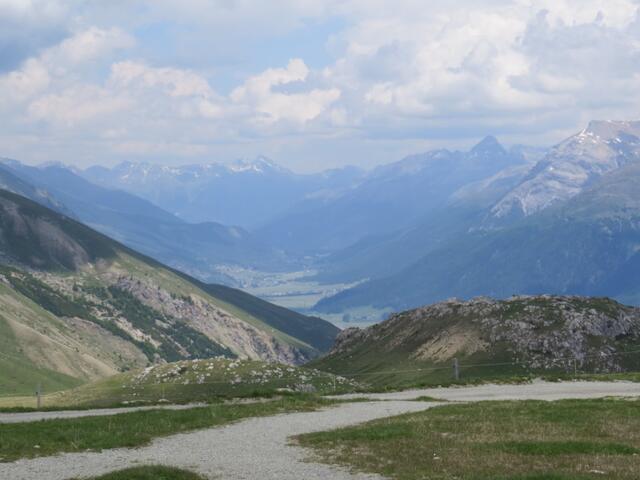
[1, 0, 639, 172]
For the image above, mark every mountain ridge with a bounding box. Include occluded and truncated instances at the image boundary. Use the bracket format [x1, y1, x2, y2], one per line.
[0, 188, 339, 395]
[317, 121, 640, 315]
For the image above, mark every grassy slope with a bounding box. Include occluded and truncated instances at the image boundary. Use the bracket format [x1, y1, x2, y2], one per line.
[0, 314, 81, 397]
[311, 342, 524, 390]
[0, 278, 128, 396]
[0, 395, 334, 462]
[298, 398, 640, 480]
[34, 358, 356, 408]
[309, 308, 526, 389]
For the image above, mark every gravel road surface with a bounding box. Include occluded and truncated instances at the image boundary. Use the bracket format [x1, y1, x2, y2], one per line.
[333, 379, 640, 402]
[1, 381, 639, 480]
[0, 403, 206, 424]
[0, 400, 431, 480]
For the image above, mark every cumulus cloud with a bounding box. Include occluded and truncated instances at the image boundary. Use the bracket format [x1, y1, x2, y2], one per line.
[1, 0, 640, 170]
[231, 59, 341, 125]
[54, 27, 135, 65]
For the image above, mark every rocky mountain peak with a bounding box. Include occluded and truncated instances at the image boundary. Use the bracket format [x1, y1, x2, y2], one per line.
[470, 135, 507, 157]
[490, 120, 640, 220]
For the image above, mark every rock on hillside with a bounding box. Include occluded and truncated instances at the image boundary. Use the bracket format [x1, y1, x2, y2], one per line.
[327, 296, 640, 373]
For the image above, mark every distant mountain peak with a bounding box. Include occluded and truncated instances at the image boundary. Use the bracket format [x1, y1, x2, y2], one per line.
[229, 156, 290, 174]
[582, 119, 640, 141]
[470, 135, 506, 157]
[491, 119, 640, 220]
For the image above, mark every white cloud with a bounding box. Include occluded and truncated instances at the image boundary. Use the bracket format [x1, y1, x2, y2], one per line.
[27, 84, 130, 125]
[110, 61, 214, 98]
[231, 59, 341, 125]
[54, 27, 135, 65]
[1, 0, 640, 170]
[0, 58, 50, 103]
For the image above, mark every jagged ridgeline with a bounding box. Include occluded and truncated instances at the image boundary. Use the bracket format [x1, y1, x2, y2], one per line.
[312, 296, 640, 388]
[0, 189, 338, 396]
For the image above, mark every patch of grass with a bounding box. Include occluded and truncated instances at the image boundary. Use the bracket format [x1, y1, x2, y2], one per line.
[493, 440, 639, 456]
[0, 394, 334, 462]
[297, 398, 640, 480]
[72, 466, 205, 480]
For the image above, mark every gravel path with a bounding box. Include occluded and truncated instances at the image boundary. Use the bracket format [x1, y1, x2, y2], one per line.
[333, 380, 640, 402]
[0, 400, 433, 480]
[0, 403, 206, 424]
[2, 381, 639, 480]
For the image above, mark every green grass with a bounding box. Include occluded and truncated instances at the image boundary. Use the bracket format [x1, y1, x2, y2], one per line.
[297, 398, 640, 480]
[73, 466, 205, 480]
[0, 394, 334, 462]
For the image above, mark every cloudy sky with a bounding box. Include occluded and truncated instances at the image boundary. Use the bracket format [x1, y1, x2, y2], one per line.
[1, 0, 639, 172]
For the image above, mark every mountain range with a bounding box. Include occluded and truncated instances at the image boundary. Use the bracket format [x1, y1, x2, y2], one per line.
[2, 119, 639, 322]
[317, 120, 640, 314]
[82, 157, 365, 227]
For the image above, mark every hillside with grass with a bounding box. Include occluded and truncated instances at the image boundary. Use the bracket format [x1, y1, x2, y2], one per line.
[0, 189, 338, 397]
[35, 357, 357, 408]
[312, 296, 640, 388]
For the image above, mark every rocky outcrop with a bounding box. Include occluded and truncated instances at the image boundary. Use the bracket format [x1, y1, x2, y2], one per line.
[328, 295, 640, 373]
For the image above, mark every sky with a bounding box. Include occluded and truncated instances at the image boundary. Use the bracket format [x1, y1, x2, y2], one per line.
[1, 0, 639, 172]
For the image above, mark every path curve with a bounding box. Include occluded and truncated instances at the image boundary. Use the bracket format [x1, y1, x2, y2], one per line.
[0, 400, 432, 480]
[2, 381, 639, 480]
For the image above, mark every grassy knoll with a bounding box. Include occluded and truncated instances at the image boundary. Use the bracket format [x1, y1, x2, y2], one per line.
[0, 394, 334, 462]
[311, 296, 640, 392]
[73, 466, 205, 480]
[22, 358, 357, 409]
[297, 398, 640, 480]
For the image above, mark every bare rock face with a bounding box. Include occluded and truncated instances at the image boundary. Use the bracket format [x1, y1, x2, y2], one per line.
[111, 275, 308, 365]
[328, 295, 640, 373]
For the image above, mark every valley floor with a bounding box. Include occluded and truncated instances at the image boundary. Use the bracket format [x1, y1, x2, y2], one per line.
[1, 381, 639, 480]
